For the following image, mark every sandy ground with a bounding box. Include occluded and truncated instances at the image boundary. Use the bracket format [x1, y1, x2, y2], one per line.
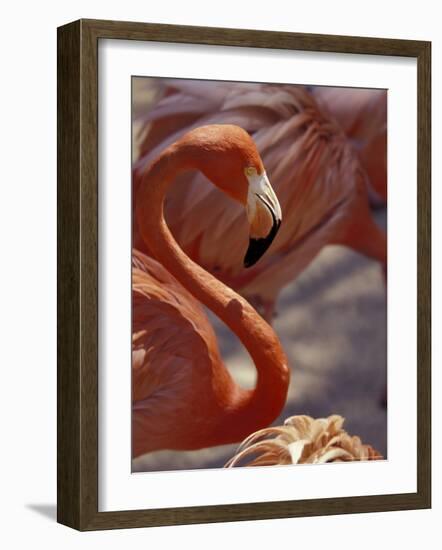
[133, 210, 387, 472]
[132, 77, 387, 473]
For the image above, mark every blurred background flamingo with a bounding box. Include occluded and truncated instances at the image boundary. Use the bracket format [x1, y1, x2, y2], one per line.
[133, 80, 387, 320]
[313, 86, 387, 205]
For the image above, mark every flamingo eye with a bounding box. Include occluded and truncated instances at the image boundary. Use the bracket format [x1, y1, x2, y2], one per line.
[245, 166, 257, 177]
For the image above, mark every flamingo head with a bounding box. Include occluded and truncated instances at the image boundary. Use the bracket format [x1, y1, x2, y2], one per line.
[178, 124, 282, 268]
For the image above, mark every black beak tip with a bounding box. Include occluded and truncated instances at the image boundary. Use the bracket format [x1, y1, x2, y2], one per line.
[243, 252, 258, 268]
[243, 220, 281, 268]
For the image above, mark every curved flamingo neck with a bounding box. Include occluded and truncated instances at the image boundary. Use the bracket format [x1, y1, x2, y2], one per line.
[136, 144, 290, 443]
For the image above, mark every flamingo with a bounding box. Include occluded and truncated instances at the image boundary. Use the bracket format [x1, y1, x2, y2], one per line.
[225, 414, 382, 467]
[133, 80, 386, 320]
[313, 87, 387, 205]
[133, 124, 290, 458]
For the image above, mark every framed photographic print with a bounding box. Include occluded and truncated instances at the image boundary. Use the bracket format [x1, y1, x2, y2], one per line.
[57, 19, 431, 530]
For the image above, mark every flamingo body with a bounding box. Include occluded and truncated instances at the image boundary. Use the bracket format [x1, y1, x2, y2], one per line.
[132, 250, 236, 455]
[314, 87, 387, 204]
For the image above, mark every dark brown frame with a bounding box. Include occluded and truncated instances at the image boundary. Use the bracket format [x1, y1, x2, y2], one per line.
[57, 18, 431, 531]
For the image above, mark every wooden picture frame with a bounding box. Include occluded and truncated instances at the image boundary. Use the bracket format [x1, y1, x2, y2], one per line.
[57, 18, 431, 531]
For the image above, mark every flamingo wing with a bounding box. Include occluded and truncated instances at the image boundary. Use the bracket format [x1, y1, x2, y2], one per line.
[132, 249, 230, 455]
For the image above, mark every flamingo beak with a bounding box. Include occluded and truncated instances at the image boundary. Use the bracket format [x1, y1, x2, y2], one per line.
[244, 172, 282, 268]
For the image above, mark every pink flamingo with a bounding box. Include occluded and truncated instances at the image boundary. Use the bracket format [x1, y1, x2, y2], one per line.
[133, 124, 290, 458]
[133, 80, 386, 320]
[314, 86, 387, 205]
